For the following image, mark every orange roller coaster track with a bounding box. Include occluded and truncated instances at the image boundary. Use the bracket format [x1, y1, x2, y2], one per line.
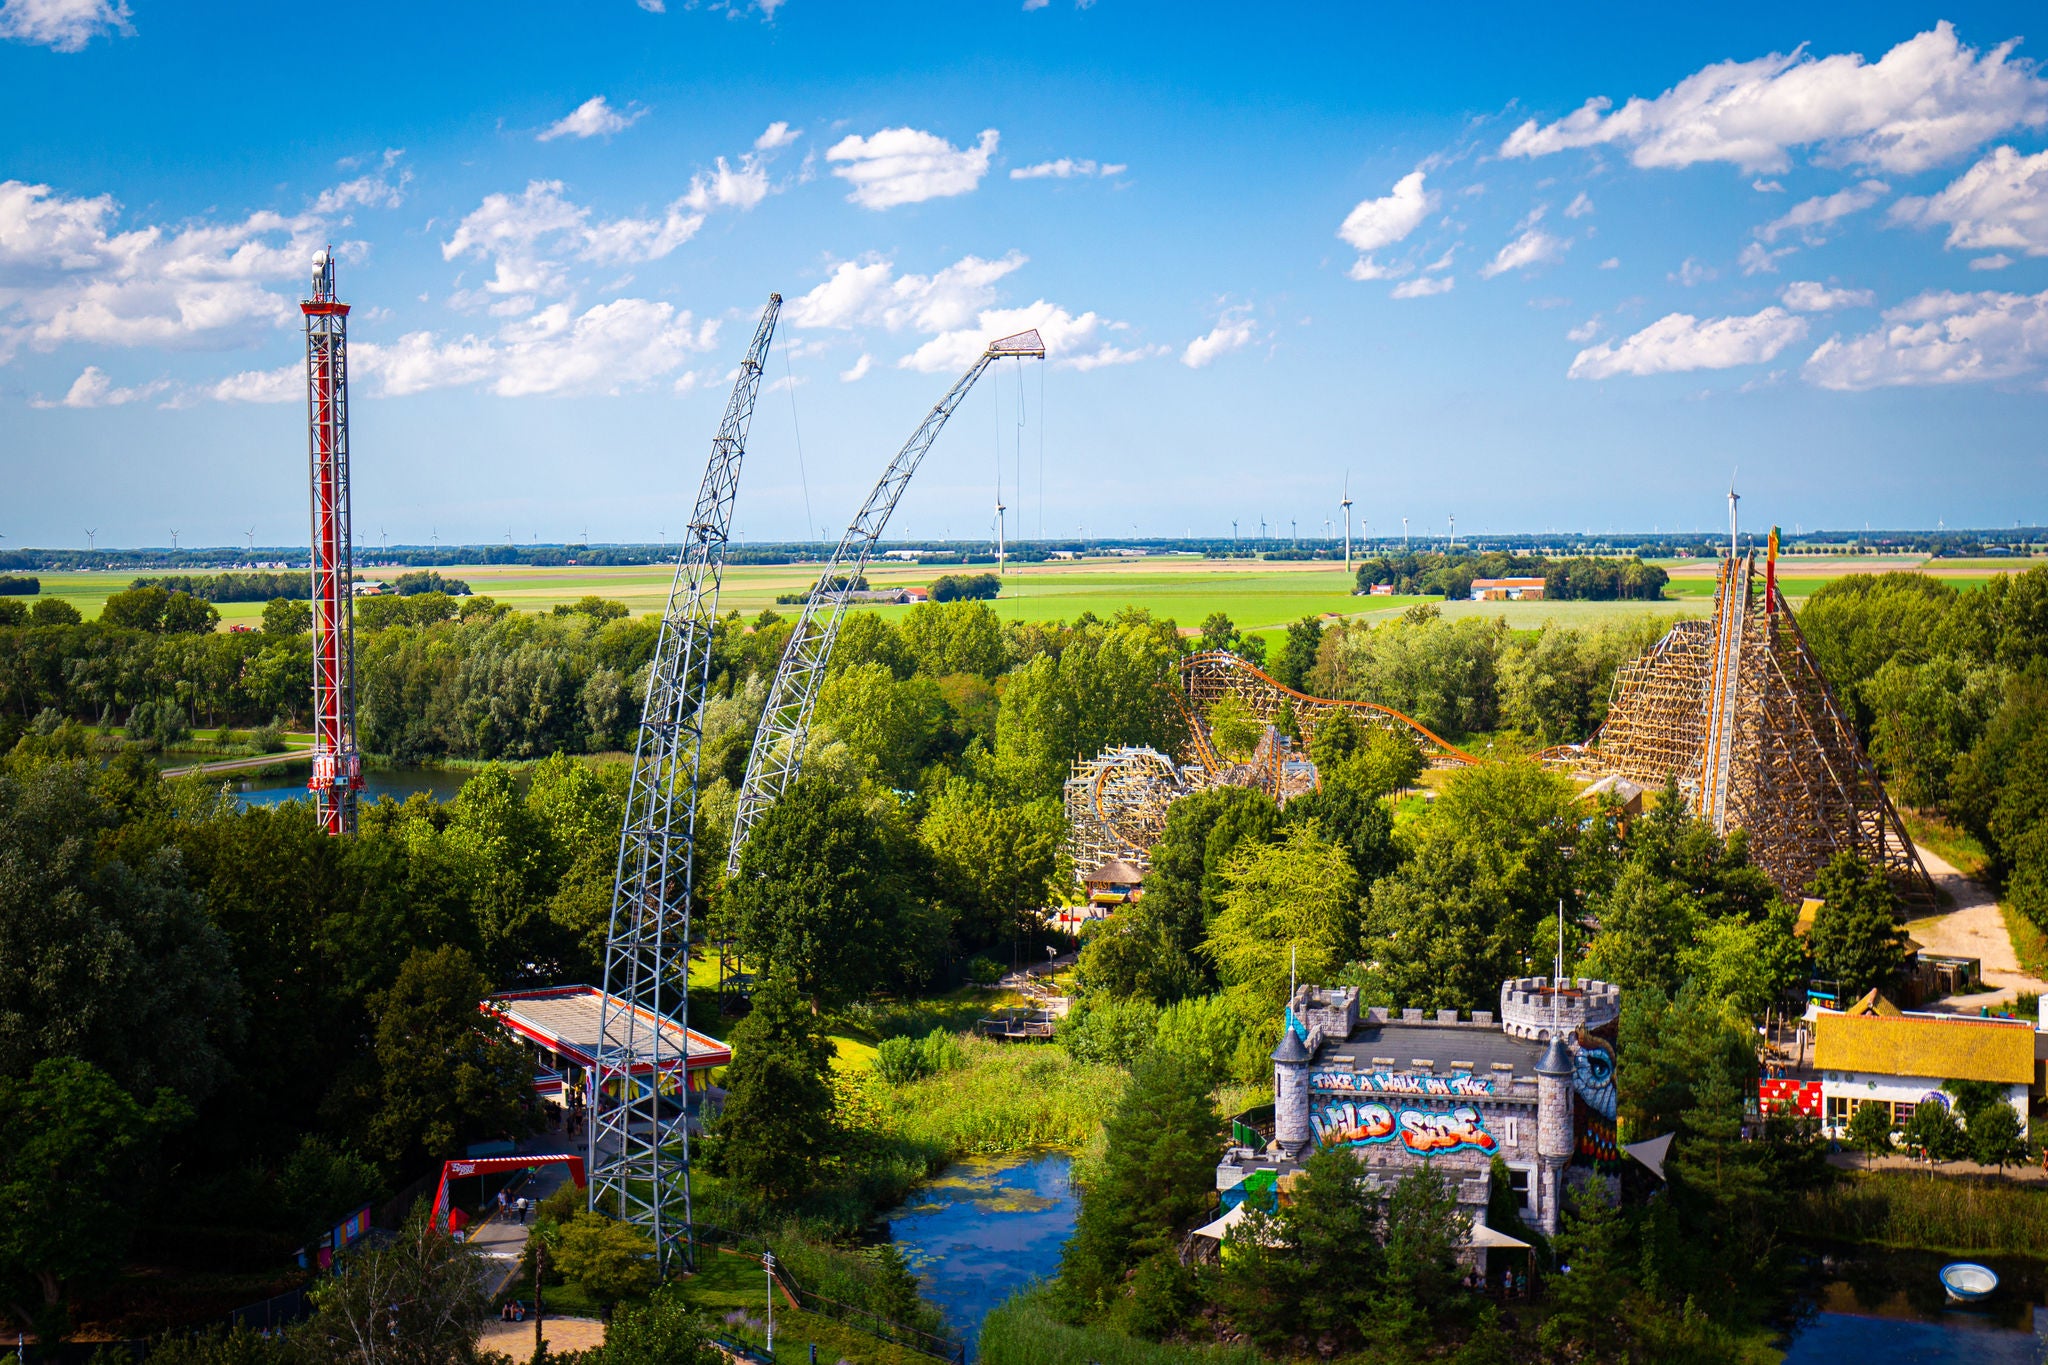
[1176, 650, 1482, 770]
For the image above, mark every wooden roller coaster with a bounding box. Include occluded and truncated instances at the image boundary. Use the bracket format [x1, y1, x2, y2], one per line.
[1065, 547, 1933, 907]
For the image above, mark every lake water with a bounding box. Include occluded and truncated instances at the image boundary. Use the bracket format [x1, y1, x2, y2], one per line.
[886, 1151, 1076, 1359]
[1781, 1248, 2048, 1364]
[229, 764, 474, 807]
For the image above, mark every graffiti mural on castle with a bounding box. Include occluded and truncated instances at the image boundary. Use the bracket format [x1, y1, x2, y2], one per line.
[1309, 1070, 1497, 1098]
[1311, 1102, 1499, 1156]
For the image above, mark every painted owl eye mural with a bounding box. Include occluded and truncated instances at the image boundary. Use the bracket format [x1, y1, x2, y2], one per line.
[1571, 1027, 1618, 1121]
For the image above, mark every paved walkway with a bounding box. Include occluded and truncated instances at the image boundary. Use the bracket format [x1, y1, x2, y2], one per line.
[1828, 1149, 2048, 1183]
[462, 1137, 581, 1297]
[1903, 845, 2048, 1011]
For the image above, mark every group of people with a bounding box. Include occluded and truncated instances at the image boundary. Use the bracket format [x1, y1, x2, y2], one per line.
[495, 1189, 533, 1224]
[498, 1300, 531, 1323]
[1463, 1265, 1531, 1298]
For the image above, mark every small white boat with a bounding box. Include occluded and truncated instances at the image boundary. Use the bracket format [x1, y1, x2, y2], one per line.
[1939, 1261, 1998, 1302]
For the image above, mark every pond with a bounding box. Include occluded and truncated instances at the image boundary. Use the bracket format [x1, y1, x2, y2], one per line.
[230, 764, 474, 807]
[1781, 1247, 2048, 1364]
[887, 1151, 1076, 1359]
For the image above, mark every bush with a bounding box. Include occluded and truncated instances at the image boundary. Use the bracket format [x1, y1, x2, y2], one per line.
[874, 1035, 928, 1084]
[965, 955, 1005, 985]
[1058, 996, 1163, 1068]
[928, 572, 1000, 603]
[127, 699, 191, 748]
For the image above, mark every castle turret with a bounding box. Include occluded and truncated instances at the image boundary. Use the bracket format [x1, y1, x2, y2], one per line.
[1272, 1024, 1312, 1156]
[1533, 1034, 1575, 1236]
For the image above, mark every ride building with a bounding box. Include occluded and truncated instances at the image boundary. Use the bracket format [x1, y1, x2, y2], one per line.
[1217, 976, 1621, 1242]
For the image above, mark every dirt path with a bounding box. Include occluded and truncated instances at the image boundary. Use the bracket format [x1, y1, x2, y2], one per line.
[1904, 845, 2048, 1011]
[477, 1316, 605, 1355]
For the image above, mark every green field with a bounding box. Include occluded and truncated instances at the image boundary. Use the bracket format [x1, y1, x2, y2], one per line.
[19, 551, 2040, 639]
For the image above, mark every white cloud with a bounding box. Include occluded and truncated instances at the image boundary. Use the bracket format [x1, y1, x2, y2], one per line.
[537, 96, 645, 143]
[1804, 286, 2048, 389]
[1345, 256, 1410, 282]
[0, 180, 335, 356]
[1892, 145, 2048, 258]
[826, 127, 999, 209]
[204, 363, 300, 404]
[1972, 253, 2015, 270]
[1564, 191, 1594, 218]
[1391, 275, 1454, 299]
[1480, 213, 1569, 278]
[1502, 23, 2048, 175]
[1337, 170, 1435, 255]
[1738, 242, 1796, 275]
[1567, 317, 1601, 343]
[442, 180, 703, 297]
[311, 150, 411, 214]
[1568, 307, 1809, 378]
[0, 0, 130, 51]
[1181, 305, 1259, 367]
[683, 156, 771, 212]
[785, 252, 1027, 332]
[1753, 179, 1785, 193]
[1066, 342, 1169, 370]
[1669, 257, 1716, 287]
[755, 121, 801, 152]
[1756, 180, 1888, 243]
[1010, 158, 1126, 180]
[31, 364, 165, 407]
[1781, 280, 1874, 311]
[839, 353, 872, 382]
[1598, 257, 1620, 269]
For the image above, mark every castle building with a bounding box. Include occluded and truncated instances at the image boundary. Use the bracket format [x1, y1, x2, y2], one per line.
[1217, 976, 1621, 1244]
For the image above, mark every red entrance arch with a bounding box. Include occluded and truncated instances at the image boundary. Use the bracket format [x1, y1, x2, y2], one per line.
[430, 1153, 587, 1232]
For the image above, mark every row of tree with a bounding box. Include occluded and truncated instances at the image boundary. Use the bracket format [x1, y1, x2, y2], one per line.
[1797, 566, 2048, 927]
[1352, 550, 1668, 601]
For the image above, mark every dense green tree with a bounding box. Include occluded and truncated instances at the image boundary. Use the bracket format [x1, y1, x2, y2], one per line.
[1539, 1189, 1633, 1361]
[815, 662, 945, 788]
[1674, 904, 1805, 1019]
[1270, 616, 1324, 692]
[1583, 862, 1694, 994]
[1861, 655, 2003, 809]
[727, 773, 924, 1008]
[1901, 1099, 1965, 1161]
[992, 610, 1188, 798]
[1845, 1097, 1897, 1155]
[594, 1284, 726, 1365]
[1806, 854, 1907, 1001]
[0, 758, 241, 1101]
[1360, 761, 1580, 1011]
[918, 779, 1063, 948]
[28, 597, 81, 627]
[1965, 1099, 2026, 1170]
[1058, 1049, 1218, 1312]
[1215, 1144, 1384, 1351]
[1205, 823, 1361, 1014]
[1334, 613, 1507, 738]
[0, 1057, 189, 1336]
[1799, 573, 1959, 706]
[554, 1212, 659, 1316]
[705, 975, 835, 1204]
[1205, 693, 1263, 761]
[262, 597, 313, 635]
[100, 585, 221, 633]
[898, 600, 1006, 677]
[362, 946, 533, 1169]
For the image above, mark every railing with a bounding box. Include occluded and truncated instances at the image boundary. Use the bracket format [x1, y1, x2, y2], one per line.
[693, 1226, 965, 1364]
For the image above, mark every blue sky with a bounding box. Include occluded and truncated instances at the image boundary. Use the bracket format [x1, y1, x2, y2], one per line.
[2, 1, 2045, 549]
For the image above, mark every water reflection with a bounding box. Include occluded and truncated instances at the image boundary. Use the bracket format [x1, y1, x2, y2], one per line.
[230, 765, 474, 807]
[887, 1151, 1076, 1358]
[1783, 1248, 2048, 1363]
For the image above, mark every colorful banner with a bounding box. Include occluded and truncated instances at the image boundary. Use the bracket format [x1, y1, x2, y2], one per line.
[1311, 1101, 1498, 1156]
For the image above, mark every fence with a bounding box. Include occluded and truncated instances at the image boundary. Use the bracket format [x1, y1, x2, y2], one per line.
[693, 1226, 965, 1364]
[6, 1287, 313, 1365]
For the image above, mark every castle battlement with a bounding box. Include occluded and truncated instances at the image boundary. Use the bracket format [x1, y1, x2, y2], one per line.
[1498, 976, 1621, 1040]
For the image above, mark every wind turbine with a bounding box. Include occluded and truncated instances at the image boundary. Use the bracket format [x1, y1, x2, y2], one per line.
[170, 529, 179, 550]
[85, 529, 97, 552]
[1291, 518, 1297, 548]
[1341, 473, 1354, 574]
[1727, 473, 1741, 561]
[1448, 514, 1455, 551]
[1402, 516, 1409, 549]
[245, 528, 255, 556]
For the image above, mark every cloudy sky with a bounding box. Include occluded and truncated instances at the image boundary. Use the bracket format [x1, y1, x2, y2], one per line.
[2, 1, 2045, 548]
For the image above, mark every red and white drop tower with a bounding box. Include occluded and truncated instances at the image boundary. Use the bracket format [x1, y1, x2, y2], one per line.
[303, 247, 363, 834]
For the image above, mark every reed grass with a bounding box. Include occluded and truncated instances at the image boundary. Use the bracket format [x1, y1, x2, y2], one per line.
[978, 1285, 1261, 1365]
[1799, 1171, 2048, 1256]
[873, 1036, 1124, 1155]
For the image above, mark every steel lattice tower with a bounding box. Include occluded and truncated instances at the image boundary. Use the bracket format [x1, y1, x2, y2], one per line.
[728, 329, 1044, 871]
[302, 248, 363, 834]
[592, 295, 781, 1268]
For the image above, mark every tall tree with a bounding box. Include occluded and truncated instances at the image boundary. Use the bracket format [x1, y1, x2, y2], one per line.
[705, 975, 835, 1205]
[304, 1208, 492, 1365]
[727, 773, 922, 1009]
[1058, 1050, 1218, 1313]
[1806, 854, 1906, 1001]
[361, 946, 532, 1169]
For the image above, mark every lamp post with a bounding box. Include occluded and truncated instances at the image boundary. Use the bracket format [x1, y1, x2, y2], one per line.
[763, 1251, 776, 1352]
